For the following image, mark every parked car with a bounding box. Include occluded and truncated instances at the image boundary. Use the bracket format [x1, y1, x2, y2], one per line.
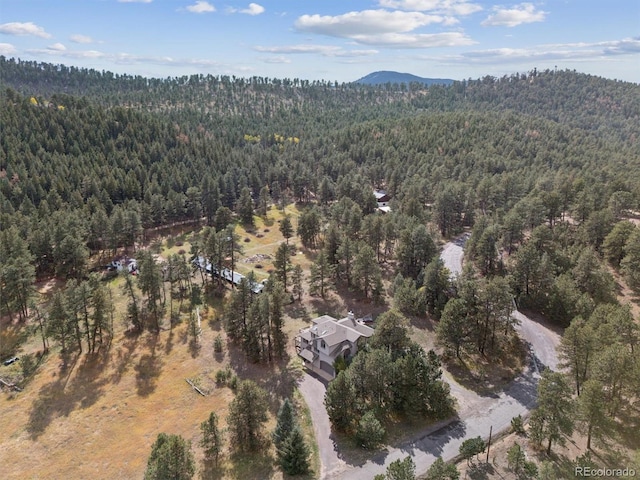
[3, 356, 19, 366]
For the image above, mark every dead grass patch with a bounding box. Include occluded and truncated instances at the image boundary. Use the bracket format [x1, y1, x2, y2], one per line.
[443, 336, 527, 396]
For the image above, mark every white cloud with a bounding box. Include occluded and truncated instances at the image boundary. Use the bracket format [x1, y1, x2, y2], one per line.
[255, 44, 378, 57]
[186, 1, 215, 13]
[240, 3, 265, 16]
[352, 32, 475, 48]
[256, 44, 342, 55]
[24, 47, 233, 70]
[70, 34, 94, 44]
[378, 0, 482, 16]
[481, 3, 546, 27]
[0, 43, 17, 55]
[295, 10, 447, 37]
[48, 43, 66, 51]
[603, 37, 640, 55]
[263, 56, 291, 64]
[0, 22, 52, 38]
[433, 38, 640, 65]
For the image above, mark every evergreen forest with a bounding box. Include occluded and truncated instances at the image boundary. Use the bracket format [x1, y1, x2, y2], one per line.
[1, 56, 640, 479]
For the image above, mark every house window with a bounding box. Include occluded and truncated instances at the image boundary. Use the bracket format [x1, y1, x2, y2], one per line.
[320, 340, 326, 349]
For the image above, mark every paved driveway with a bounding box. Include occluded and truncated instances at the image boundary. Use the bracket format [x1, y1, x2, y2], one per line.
[298, 372, 345, 479]
[300, 234, 562, 479]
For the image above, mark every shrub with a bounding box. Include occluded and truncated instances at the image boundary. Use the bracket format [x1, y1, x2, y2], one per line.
[356, 411, 385, 449]
[215, 370, 228, 385]
[213, 335, 224, 353]
[511, 414, 525, 435]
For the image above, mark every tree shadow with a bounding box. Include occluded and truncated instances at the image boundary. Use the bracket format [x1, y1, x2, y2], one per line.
[164, 329, 174, 355]
[308, 296, 343, 318]
[444, 337, 527, 398]
[26, 352, 108, 439]
[109, 332, 139, 384]
[467, 462, 495, 480]
[134, 353, 163, 397]
[285, 303, 311, 322]
[189, 338, 202, 358]
[227, 343, 301, 413]
[134, 335, 162, 397]
[407, 314, 436, 333]
[399, 417, 466, 459]
[0, 316, 30, 358]
[200, 459, 226, 480]
[227, 451, 275, 480]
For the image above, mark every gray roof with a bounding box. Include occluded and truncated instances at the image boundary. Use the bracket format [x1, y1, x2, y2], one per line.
[307, 314, 374, 347]
[299, 349, 316, 362]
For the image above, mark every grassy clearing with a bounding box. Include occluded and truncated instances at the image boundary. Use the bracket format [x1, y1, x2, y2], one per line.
[0, 208, 324, 480]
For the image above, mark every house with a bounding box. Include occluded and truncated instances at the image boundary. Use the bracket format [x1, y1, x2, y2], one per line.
[105, 257, 138, 275]
[296, 311, 374, 380]
[374, 189, 392, 213]
[191, 256, 265, 294]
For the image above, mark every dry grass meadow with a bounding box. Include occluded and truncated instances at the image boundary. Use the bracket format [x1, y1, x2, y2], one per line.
[0, 205, 324, 480]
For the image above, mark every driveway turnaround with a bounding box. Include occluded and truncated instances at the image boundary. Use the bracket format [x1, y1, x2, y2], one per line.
[298, 235, 562, 479]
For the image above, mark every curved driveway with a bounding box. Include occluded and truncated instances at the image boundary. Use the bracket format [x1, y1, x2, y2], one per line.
[298, 235, 561, 479]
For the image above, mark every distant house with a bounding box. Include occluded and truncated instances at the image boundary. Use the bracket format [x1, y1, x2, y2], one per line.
[374, 189, 391, 213]
[296, 311, 374, 380]
[106, 257, 138, 275]
[191, 256, 265, 294]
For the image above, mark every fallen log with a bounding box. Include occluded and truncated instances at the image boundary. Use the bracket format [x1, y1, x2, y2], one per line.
[0, 377, 23, 392]
[185, 378, 206, 396]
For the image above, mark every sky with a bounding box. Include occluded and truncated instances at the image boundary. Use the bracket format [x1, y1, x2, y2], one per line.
[1, 0, 639, 83]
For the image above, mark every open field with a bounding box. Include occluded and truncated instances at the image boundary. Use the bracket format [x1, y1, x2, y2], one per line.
[0, 206, 324, 480]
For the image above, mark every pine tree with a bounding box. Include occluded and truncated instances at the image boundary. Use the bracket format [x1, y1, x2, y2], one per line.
[292, 264, 304, 301]
[425, 457, 459, 480]
[458, 436, 485, 465]
[47, 291, 74, 354]
[200, 412, 224, 466]
[279, 215, 294, 244]
[355, 410, 385, 449]
[137, 250, 164, 331]
[227, 380, 269, 452]
[324, 371, 357, 431]
[269, 280, 286, 359]
[144, 433, 195, 480]
[273, 242, 292, 291]
[236, 186, 254, 226]
[273, 398, 295, 451]
[309, 249, 335, 298]
[386, 456, 417, 480]
[529, 370, 574, 454]
[353, 244, 382, 299]
[436, 298, 472, 360]
[507, 443, 525, 474]
[257, 185, 270, 217]
[279, 426, 310, 475]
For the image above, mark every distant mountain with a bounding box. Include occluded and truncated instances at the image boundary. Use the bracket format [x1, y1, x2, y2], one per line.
[354, 71, 454, 86]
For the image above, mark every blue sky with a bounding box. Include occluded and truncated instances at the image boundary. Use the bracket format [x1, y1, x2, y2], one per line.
[1, 0, 638, 82]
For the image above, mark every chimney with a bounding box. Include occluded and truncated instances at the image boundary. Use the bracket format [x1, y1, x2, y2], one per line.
[348, 310, 354, 321]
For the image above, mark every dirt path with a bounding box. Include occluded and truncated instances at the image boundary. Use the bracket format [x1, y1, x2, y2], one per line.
[309, 234, 563, 480]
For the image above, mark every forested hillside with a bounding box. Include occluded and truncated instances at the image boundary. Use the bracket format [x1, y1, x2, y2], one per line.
[1, 56, 640, 479]
[2, 57, 639, 284]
